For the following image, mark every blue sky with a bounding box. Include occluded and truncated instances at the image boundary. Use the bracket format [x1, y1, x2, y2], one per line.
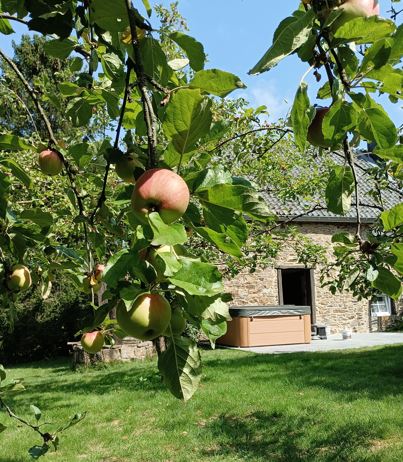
[2, 0, 401, 124]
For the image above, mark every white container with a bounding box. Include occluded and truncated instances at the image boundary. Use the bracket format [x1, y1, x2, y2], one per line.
[342, 330, 352, 340]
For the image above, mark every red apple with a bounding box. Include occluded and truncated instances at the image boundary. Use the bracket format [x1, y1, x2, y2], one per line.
[94, 264, 105, 282]
[116, 293, 171, 341]
[7, 264, 32, 291]
[131, 168, 190, 224]
[38, 149, 63, 176]
[115, 155, 141, 183]
[307, 107, 331, 148]
[81, 331, 104, 354]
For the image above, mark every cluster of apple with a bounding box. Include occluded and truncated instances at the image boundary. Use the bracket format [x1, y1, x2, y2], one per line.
[81, 167, 191, 354]
[306, 0, 379, 148]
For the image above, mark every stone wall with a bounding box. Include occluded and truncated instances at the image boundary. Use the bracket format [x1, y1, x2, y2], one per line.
[225, 222, 371, 334]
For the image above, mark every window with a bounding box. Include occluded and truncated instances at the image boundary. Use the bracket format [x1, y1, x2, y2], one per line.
[370, 295, 392, 317]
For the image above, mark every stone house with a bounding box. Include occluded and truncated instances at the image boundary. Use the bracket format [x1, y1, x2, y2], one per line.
[225, 154, 402, 335]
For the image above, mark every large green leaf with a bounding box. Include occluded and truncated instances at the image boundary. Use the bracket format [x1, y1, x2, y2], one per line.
[0, 17, 14, 34]
[189, 69, 246, 98]
[91, 0, 128, 32]
[360, 38, 393, 74]
[197, 184, 271, 221]
[148, 212, 188, 246]
[334, 16, 396, 45]
[185, 295, 231, 322]
[325, 166, 354, 215]
[351, 94, 398, 149]
[0, 158, 32, 189]
[43, 39, 76, 59]
[195, 226, 242, 257]
[169, 32, 205, 71]
[322, 100, 357, 146]
[158, 337, 202, 401]
[367, 65, 403, 100]
[103, 250, 131, 288]
[372, 267, 402, 300]
[169, 258, 223, 296]
[163, 89, 212, 155]
[138, 37, 171, 86]
[290, 83, 313, 153]
[381, 203, 403, 231]
[201, 319, 227, 347]
[374, 145, 403, 163]
[391, 244, 403, 275]
[249, 9, 315, 74]
[20, 209, 53, 229]
[0, 134, 32, 151]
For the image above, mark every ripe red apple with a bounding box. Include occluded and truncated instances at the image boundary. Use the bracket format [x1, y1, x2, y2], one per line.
[131, 168, 190, 224]
[7, 264, 32, 291]
[115, 155, 141, 183]
[116, 293, 171, 341]
[307, 107, 331, 148]
[38, 149, 63, 176]
[81, 331, 104, 354]
[164, 309, 186, 336]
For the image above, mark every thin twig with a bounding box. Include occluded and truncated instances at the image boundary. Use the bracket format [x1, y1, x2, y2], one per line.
[125, 0, 158, 168]
[209, 126, 291, 153]
[343, 138, 362, 241]
[255, 130, 290, 160]
[90, 62, 133, 224]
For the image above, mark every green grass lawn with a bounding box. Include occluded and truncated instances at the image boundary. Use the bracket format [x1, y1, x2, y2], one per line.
[2, 345, 403, 462]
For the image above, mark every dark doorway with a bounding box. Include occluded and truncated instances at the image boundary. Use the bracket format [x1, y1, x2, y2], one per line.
[278, 268, 315, 323]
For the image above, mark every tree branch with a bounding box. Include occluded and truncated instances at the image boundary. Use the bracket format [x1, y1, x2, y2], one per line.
[343, 138, 362, 241]
[90, 62, 133, 224]
[0, 14, 28, 26]
[125, 1, 158, 168]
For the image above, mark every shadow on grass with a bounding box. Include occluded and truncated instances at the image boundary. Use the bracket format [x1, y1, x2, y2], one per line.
[205, 345, 403, 401]
[203, 411, 384, 462]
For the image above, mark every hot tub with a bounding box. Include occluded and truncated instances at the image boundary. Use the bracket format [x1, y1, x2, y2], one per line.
[217, 306, 311, 347]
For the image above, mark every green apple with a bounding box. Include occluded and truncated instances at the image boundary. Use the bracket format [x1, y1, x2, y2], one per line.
[131, 168, 190, 224]
[38, 149, 63, 176]
[81, 331, 104, 354]
[116, 293, 171, 341]
[7, 264, 32, 291]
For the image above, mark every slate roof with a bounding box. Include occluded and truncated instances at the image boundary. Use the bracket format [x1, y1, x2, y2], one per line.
[264, 151, 402, 224]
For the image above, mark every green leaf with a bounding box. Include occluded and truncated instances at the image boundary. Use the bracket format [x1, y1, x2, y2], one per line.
[197, 184, 271, 221]
[372, 267, 402, 300]
[148, 212, 188, 246]
[101, 53, 124, 81]
[189, 69, 246, 98]
[158, 337, 202, 401]
[20, 209, 53, 228]
[91, 0, 128, 32]
[169, 32, 205, 72]
[163, 89, 212, 155]
[367, 65, 403, 100]
[188, 167, 232, 193]
[360, 38, 393, 73]
[119, 285, 144, 310]
[185, 295, 231, 322]
[249, 9, 315, 74]
[68, 143, 92, 168]
[201, 319, 227, 347]
[0, 158, 32, 189]
[322, 101, 357, 146]
[43, 39, 76, 59]
[138, 37, 171, 86]
[103, 250, 131, 288]
[141, 0, 152, 17]
[169, 258, 223, 297]
[0, 17, 14, 35]
[0, 423, 7, 433]
[391, 244, 403, 275]
[325, 166, 354, 215]
[0, 364, 6, 382]
[195, 226, 242, 257]
[374, 145, 403, 163]
[0, 134, 32, 151]
[351, 94, 398, 149]
[30, 404, 41, 422]
[381, 203, 403, 231]
[334, 16, 396, 45]
[290, 83, 312, 153]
